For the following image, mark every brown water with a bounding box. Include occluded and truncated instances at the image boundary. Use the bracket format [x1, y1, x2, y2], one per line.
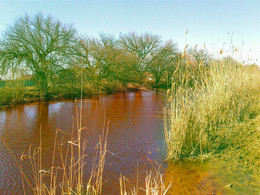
[0, 91, 167, 194]
[0, 91, 259, 194]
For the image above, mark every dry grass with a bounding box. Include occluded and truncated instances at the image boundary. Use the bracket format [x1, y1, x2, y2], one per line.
[17, 125, 170, 195]
[164, 57, 259, 160]
[119, 169, 171, 195]
[19, 123, 108, 195]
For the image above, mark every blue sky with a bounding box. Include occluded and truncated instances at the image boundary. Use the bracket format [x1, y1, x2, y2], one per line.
[0, 0, 259, 64]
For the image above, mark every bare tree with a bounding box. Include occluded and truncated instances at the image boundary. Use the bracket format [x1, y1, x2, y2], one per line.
[148, 40, 177, 90]
[0, 13, 77, 98]
[119, 32, 161, 82]
[188, 47, 211, 66]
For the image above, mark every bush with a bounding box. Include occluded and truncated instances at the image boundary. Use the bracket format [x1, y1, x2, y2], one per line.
[0, 84, 27, 106]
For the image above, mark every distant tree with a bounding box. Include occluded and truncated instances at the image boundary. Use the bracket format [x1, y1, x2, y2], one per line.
[148, 40, 177, 90]
[110, 49, 138, 86]
[188, 47, 211, 67]
[88, 34, 119, 90]
[164, 52, 183, 88]
[73, 36, 96, 87]
[0, 13, 77, 98]
[119, 32, 161, 83]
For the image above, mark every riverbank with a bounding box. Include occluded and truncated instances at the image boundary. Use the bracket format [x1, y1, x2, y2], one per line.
[0, 82, 154, 110]
[1, 86, 259, 193]
[164, 60, 260, 184]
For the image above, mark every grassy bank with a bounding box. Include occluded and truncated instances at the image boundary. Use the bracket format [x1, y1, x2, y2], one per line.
[0, 79, 145, 110]
[164, 58, 260, 180]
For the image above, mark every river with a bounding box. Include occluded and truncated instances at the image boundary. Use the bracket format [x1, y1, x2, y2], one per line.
[0, 91, 167, 194]
[0, 91, 258, 194]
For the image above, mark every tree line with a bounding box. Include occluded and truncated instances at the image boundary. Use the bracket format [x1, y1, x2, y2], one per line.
[0, 13, 211, 99]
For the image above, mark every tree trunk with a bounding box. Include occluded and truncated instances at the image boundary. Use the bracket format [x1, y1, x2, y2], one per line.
[34, 71, 49, 100]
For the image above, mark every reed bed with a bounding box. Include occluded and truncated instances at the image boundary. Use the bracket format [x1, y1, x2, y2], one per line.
[164, 56, 259, 162]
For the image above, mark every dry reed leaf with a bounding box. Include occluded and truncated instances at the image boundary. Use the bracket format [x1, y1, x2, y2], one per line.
[193, 44, 198, 52]
[184, 44, 189, 51]
[182, 51, 186, 58]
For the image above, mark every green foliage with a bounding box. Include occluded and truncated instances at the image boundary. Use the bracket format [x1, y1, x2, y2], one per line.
[0, 81, 28, 106]
[0, 13, 77, 98]
[49, 68, 82, 98]
[0, 80, 5, 87]
[148, 40, 177, 90]
[119, 32, 162, 82]
[0, 13, 198, 101]
[217, 116, 260, 180]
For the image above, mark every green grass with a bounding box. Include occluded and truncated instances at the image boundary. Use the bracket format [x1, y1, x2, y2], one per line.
[0, 82, 29, 107]
[0, 79, 130, 109]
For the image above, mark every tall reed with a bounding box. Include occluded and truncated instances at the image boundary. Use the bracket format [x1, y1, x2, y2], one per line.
[15, 101, 170, 194]
[119, 169, 171, 195]
[19, 123, 108, 195]
[164, 58, 259, 160]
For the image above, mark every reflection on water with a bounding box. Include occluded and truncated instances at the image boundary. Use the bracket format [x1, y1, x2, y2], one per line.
[0, 112, 5, 125]
[0, 92, 166, 194]
[1, 91, 258, 194]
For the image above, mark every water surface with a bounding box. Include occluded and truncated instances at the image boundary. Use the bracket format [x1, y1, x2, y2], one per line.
[0, 91, 258, 194]
[0, 91, 166, 194]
